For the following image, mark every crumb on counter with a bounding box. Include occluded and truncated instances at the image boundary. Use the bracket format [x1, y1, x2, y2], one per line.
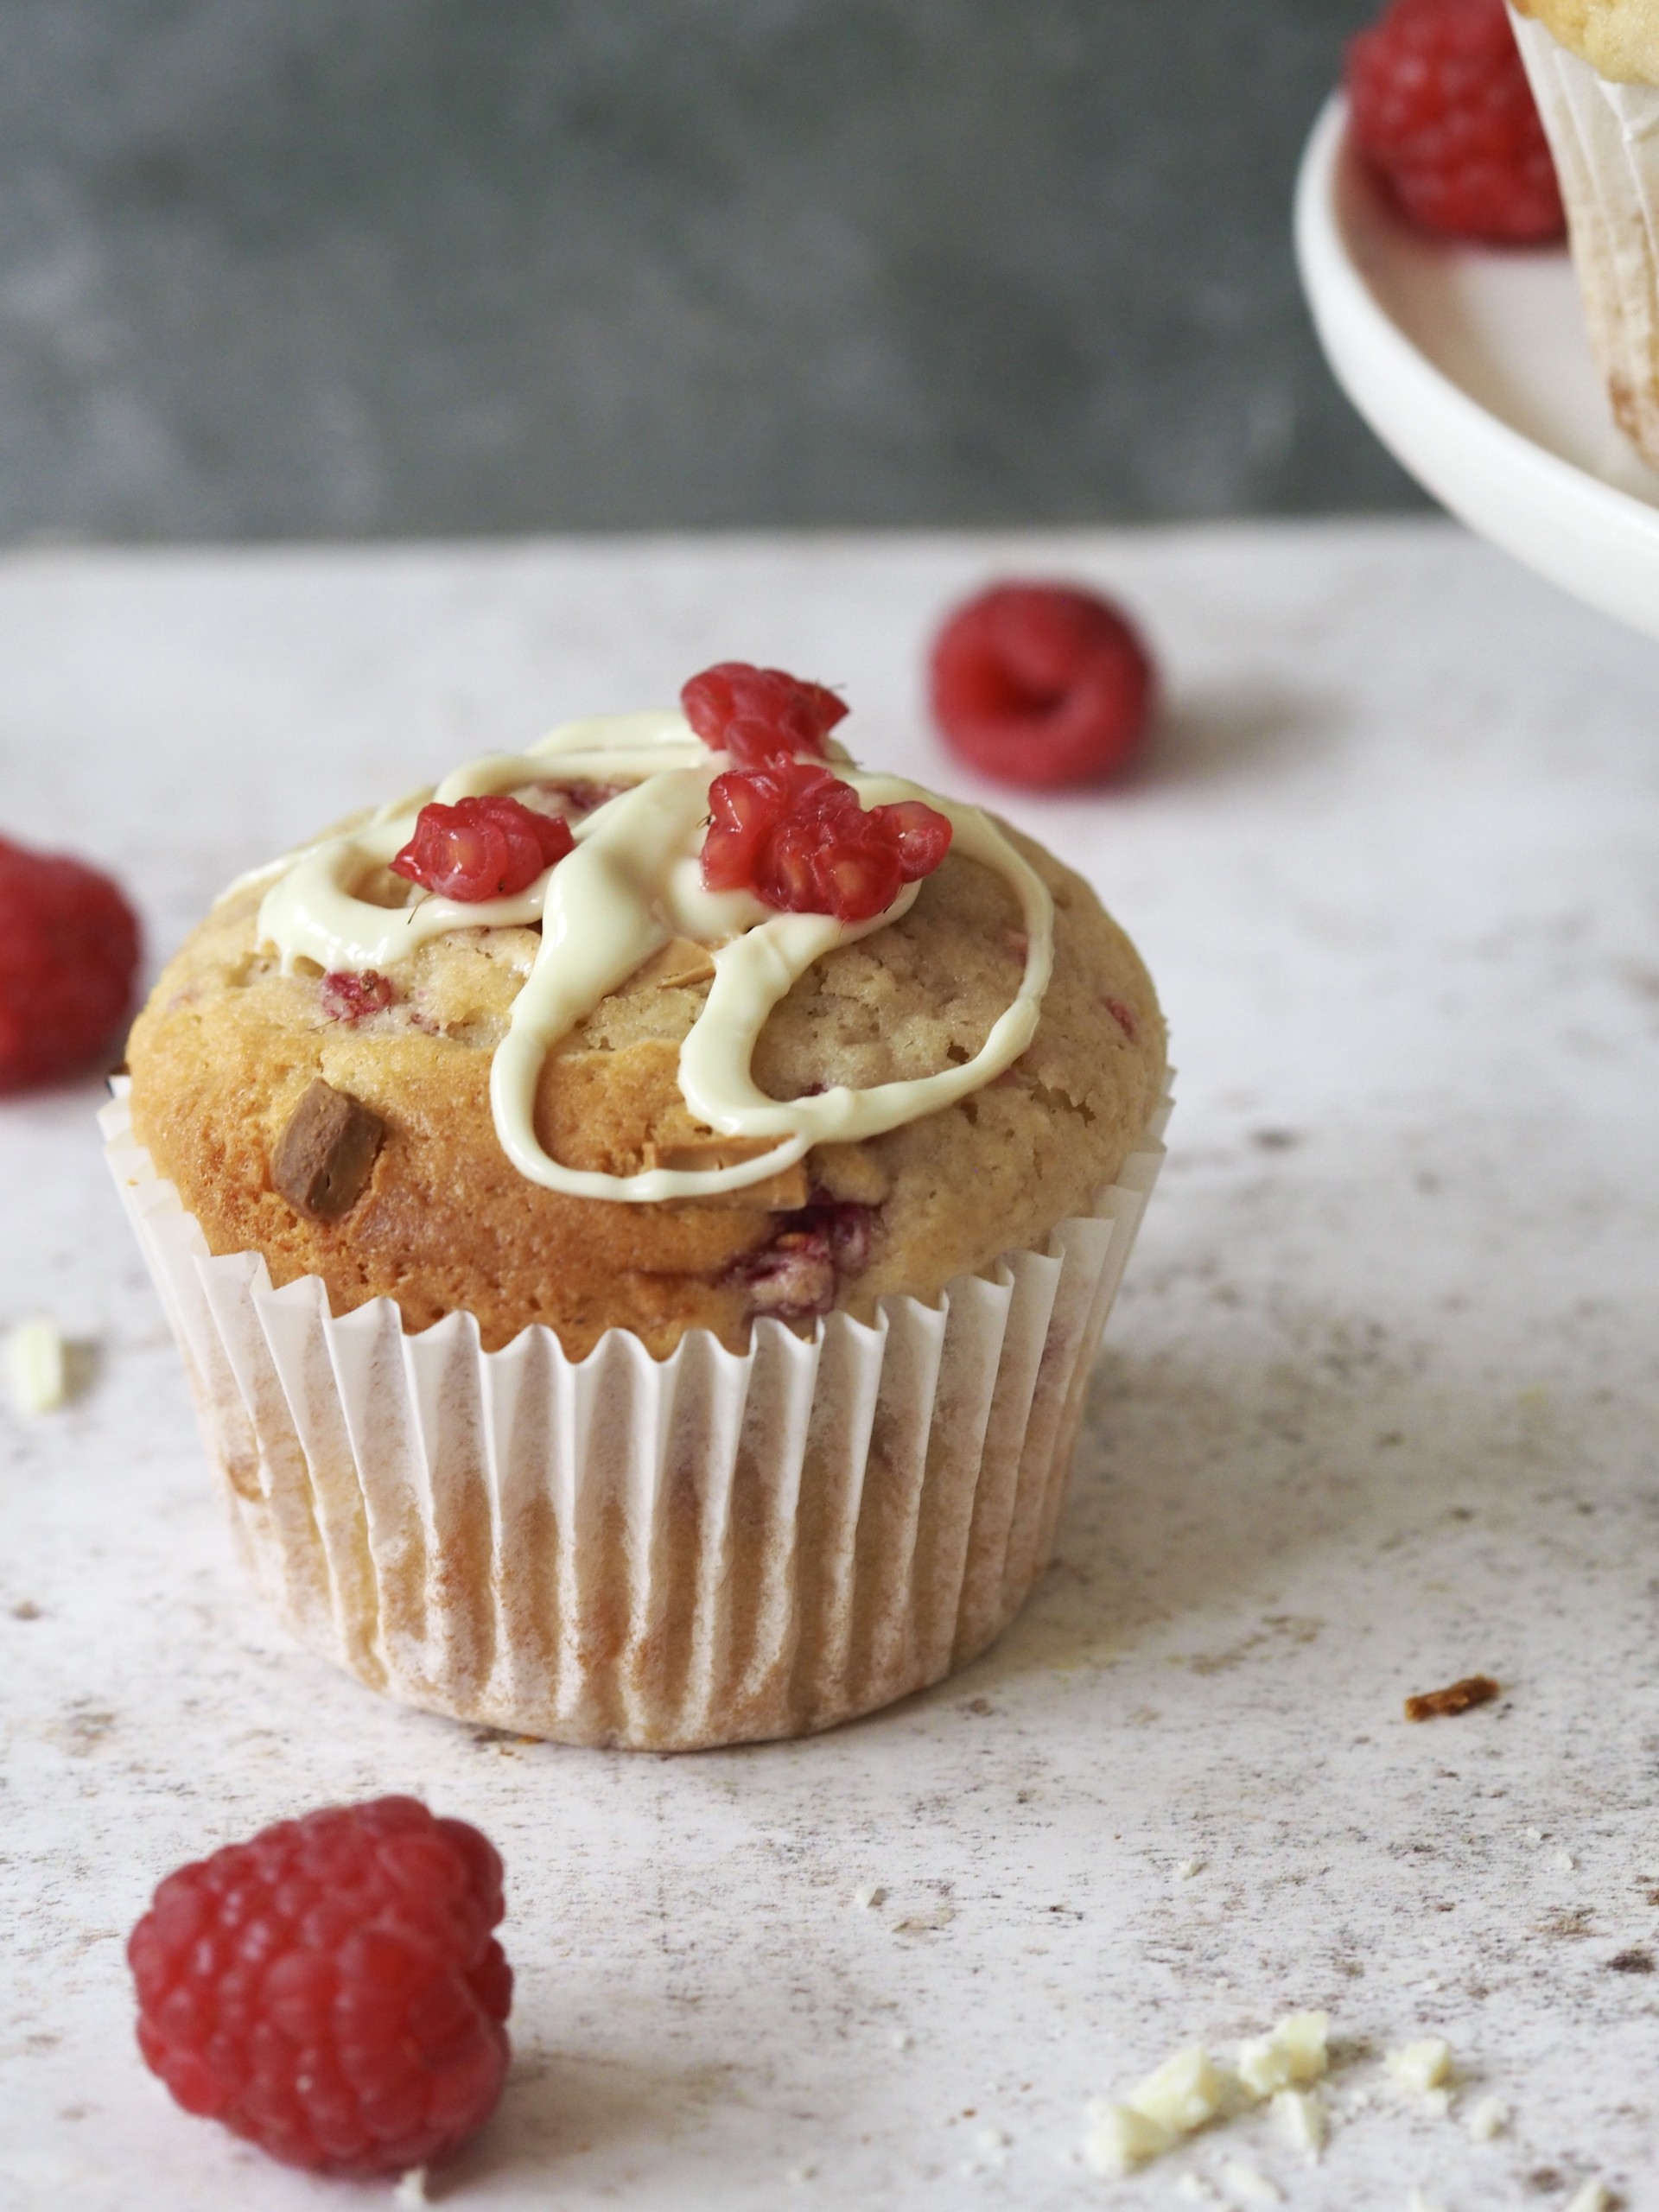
[393, 2169, 429, 2207]
[1273, 2086, 1326, 2157]
[1564, 2185, 1614, 2212]
[5, 1316, 67, 1415]
[1387, 2038, 1454, 2096]
[1405, 1674, 1500, 1721]
[1466, 2094, 1509, 2141]
[1221, 2160, 1282, 2205]
[1081, 2012, 1328, 2177]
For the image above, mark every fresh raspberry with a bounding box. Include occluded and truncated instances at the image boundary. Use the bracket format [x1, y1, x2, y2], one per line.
[320, 969, 395, 1024]
[128, 1795, 512, 2178]
[682, 662, 849, 769]
[0, 835, 141, 1092]
[702, 758, 951, 925]
[1346, 0, 1565, 243]
[390, 794, 575, 903]
[929, 583, 1156, 789]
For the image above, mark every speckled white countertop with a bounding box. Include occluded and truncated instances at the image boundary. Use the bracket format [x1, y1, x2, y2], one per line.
[3, 521, 1659, 2212]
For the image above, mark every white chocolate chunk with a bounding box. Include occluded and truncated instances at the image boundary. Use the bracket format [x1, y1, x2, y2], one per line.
[393, 2171, 429, 2208]
[1387, 2038, 1453, 2095]
[1128, 2044, 1230, 2134]
[1236, 2012, 1329, 2097]
[1273, 2086, 1326, 2157]
[1081, 2101, 1172, 2175]
[5, 1317, 67, 1415]
[1465, 2094, 1509, 2141]
[1565, 2186, 1612, 2212]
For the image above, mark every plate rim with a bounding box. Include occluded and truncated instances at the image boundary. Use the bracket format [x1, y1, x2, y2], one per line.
[1294, 93, 1659, 628]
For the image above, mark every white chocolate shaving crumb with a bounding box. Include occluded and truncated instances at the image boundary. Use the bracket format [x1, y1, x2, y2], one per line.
[1273, 2086, 1326, 2157]
[5, 1316, 67, 1415]
[1406, 2192, 1446, 2212]
[1128, 2044, 1230, 2134]
[888, 2028, 912, 2051]
[1081, 2101, 1171, 2175]
[1178, 1858, 1205, 1879]
[1236, 2012, 1329, 2098]
[1564, 2186, 1612, 2212]
[1387, 2038, 1454, 2095]
[393, 2171, 429, 2208]
[1221, 2159, 1282, 2204]
[1465, 2094, 1509, 2141]
[1081, 2012, 1329, 2177]
[853, 1883, 886, 1908]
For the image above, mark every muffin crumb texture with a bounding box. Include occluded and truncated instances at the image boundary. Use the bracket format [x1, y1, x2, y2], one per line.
[129, 827, 1163, 1357]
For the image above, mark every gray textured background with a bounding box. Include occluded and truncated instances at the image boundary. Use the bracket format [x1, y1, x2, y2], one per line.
[0, 0, 1420, 540]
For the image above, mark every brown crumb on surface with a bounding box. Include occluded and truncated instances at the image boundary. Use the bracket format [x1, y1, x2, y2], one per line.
[1404, 1673, 1501, 1723]
[1607, 1948, 1656, 1974]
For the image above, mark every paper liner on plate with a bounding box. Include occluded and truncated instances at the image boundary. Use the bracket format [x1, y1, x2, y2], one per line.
[1511, 9, 1659, 468]
[101, 1085, 1169, 1751]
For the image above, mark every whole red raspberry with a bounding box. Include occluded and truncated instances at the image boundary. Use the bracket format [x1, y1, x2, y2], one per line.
[928, 582, 1156, 789]
[682, 661, 849, 768]
[391, 793, 574, 903]
[1346, 0, 1565, 243]
[0, 835, 141, 1092]
[128, 1796, 512, 2178]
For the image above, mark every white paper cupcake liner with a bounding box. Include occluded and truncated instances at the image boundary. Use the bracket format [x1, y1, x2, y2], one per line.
[1511, 8, 1659, 467]
[101, 1084, 1169, 1750]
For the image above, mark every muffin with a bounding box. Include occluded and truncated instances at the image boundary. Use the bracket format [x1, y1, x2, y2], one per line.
[1510, 1, 1659, 465]
[110, 663, 1168, 1750]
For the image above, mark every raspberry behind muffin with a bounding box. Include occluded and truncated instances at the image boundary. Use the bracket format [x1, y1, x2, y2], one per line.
[109, 665, 1168, 1748]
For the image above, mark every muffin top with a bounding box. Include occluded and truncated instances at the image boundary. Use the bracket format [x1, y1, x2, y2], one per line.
[1513, 0, 1659, 84]
[128, 665, 1166, 1357]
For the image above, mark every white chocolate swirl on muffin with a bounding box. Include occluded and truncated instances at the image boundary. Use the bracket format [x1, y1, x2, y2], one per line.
[255, 712, 1054, 1203]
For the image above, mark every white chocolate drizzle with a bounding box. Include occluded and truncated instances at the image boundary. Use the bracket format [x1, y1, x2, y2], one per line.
[254, 711, 1054, 1202]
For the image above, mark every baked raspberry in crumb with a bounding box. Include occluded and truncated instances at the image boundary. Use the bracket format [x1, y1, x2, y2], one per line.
[0, 834, 141, 1092]
[321, 969, 395, 1024]
[128, 1795, 512, 2177]
[732, 1200, 878, 1319]
[1346, 0, 1565, 243]
[391, 794, 574, 903]
[929, 583, 1156, 788]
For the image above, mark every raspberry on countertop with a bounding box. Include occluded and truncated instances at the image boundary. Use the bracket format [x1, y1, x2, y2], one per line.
[929, 582, 1156, 789]
[128, 1794, 512, 2177]
[0, 833, 141, 1092]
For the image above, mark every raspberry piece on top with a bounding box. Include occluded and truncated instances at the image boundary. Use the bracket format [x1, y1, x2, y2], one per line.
[128, 1794, 512, 2178]
[702, 757, 951, 925]
[391, 794, 574, 903]
[681, 661, 849, 768]
[929, 582, 1156, 789]
[0, 834, 141, 1093]
[1346, 0, 1565, 243]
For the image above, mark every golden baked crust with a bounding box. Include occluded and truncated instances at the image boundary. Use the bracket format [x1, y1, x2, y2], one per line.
[1512, 0, 1659, 83]
[128, 826, 1165, 1357]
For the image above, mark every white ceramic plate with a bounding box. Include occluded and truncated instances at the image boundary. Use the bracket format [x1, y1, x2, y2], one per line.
[1295, 92, 1659, 642]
